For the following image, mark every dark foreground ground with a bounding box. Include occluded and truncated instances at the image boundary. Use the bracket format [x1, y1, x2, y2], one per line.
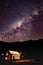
[0, 59, 43, 65]
[0, 50, 43, 65]
[0, 40, 43, 65]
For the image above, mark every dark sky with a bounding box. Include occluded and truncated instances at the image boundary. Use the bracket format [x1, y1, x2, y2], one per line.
[0, 0, 40, 32]
[0, 0, 43, 42]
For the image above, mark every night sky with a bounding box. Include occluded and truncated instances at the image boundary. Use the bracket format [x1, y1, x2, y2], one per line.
[0, 0, 43, 42]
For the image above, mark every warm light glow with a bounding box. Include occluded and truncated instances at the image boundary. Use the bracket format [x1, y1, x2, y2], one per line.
[9, 50, 20, 55]
[9, 50, 20, 60]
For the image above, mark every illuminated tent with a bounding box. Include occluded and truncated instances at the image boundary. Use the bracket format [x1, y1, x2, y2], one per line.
[9, 50, 20, 60]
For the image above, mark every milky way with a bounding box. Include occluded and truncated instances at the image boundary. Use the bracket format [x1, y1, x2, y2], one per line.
[0, 0, 43, 42]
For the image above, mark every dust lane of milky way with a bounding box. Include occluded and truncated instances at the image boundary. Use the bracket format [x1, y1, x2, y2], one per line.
[0, 0, 43, 42]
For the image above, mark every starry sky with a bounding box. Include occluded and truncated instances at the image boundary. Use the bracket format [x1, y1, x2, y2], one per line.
[0, 0, 43, 42]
